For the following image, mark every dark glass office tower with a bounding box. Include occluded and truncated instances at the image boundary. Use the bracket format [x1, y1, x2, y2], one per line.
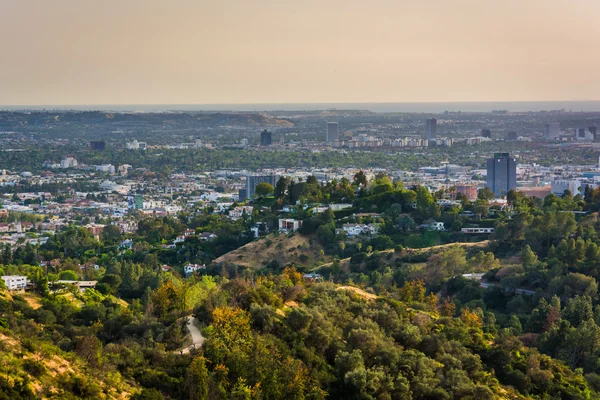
[425, 118, 437, 140]
[260, 130, 272, 146]
[486, 153, 517, 196]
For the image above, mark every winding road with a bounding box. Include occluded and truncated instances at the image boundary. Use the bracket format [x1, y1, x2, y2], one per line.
[180, 316, 205, 354]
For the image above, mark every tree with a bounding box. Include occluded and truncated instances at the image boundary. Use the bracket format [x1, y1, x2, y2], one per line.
[506, 189, 519, 206]
[274, 177, 289, 200]
[565, 319, 600, 369]
[521, 245, 539, 269]
[99, 274, 122, 295]
[473, 199, 489, 220]
[102, 224, 122, 244]
[152, 280, 183, 318]
[255, 182, 274, 198]
[426, 246, 468, 283]
[75, 336, 103, 367]
[562, 295, 594, 327]
[468, 251, 499, 271]
[398, 215, 416, 232]
[206, 307, 252, 364]
[3, 244, 12, 265]
[59, 270, 79, 281]
[477, 187, 495, 201]
[187, 356, 209, 400]
[353, 170, 367, 187]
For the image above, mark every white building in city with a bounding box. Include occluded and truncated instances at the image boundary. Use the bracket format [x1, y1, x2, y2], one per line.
[95, 164, 116, 174]
[60, 156, 78, 169]
[126, 140, 147, 150]
[551, 179, 581, 196]
[118, 164, 132, 176]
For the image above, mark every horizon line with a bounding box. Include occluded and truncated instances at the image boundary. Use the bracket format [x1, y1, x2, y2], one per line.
[2, 99, 600, 108]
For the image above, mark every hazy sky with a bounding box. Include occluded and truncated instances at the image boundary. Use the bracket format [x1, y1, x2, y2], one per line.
[1, 0, 600, 105]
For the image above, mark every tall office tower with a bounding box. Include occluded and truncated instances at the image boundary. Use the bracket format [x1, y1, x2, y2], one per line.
[90, 141, 106, 150]
[425, 118, 437, 140]
[238, 189, 248, 202]
[481, 129, 491, 138]
[506, 131, 518, 141]
[544, 122, 560, 139]
[327, 122, 339, 142]
[260, 130, 272, 146]
[575, 128, 587, 140]
[246, 174, 278, 198]
[589, 126, 598, 141]
[486, 153, 517, 196]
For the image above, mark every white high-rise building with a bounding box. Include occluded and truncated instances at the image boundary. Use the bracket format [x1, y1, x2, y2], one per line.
[544, 122, 560, 139]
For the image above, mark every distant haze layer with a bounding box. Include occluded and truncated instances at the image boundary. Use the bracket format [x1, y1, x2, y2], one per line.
[1, 0, 600, 105]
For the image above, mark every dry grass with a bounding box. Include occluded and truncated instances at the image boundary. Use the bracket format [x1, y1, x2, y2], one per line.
[336, 286, 378, 300]
[318, 241, 490, 272]
[0, 333, 19, 349]
[44, 355, 76, 377]
[20, 292, 43, 310]
[215, 233, 330, 269]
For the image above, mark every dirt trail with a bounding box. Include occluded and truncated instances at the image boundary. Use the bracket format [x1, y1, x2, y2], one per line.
[180, 316, 205, 355]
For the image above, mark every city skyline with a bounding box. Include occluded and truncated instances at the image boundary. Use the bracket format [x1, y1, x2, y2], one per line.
[2, 0, 600, 105]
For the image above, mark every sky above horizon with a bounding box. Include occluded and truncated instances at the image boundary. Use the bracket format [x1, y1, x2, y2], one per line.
[1, 0, 600, 105]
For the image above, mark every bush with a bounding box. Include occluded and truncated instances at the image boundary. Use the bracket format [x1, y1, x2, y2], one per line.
[22, 359, 46, 376]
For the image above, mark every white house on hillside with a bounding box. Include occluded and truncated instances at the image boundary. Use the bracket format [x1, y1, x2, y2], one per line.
[279, 219, 302, 232]
[184, 264, 206, 276]
[1, 275, 27, 291]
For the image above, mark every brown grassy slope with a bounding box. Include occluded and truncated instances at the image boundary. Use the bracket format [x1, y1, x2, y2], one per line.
[214, 233, 331, 269]
[318, 240, 490, 271]
[0, 330, 132, 399]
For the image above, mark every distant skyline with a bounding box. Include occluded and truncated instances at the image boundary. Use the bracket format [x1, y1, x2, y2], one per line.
[2, 0, 600, 105]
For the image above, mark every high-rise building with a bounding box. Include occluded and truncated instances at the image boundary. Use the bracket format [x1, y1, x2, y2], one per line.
[575, 128, 587, 140]
[506, 131, 518, 141]
[241, 138, 248, 147]
[127, 194, 144, 210]
[90, 141, 106, 150]
[425, 118, 437, 140]
[589, 126, 598, 142]
[246, 174, 278, 199]
[327, 122, 339, 142]
[481, 129, 491, 138]
[238, 188, 248, 202]
[544, 123, 560, 139]
[486, 153, 517, 196]
[260, 130, 272, 146]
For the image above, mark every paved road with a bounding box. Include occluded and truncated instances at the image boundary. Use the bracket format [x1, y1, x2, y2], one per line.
[180, 316, 204, 355]
[479, 282, 536, 296]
